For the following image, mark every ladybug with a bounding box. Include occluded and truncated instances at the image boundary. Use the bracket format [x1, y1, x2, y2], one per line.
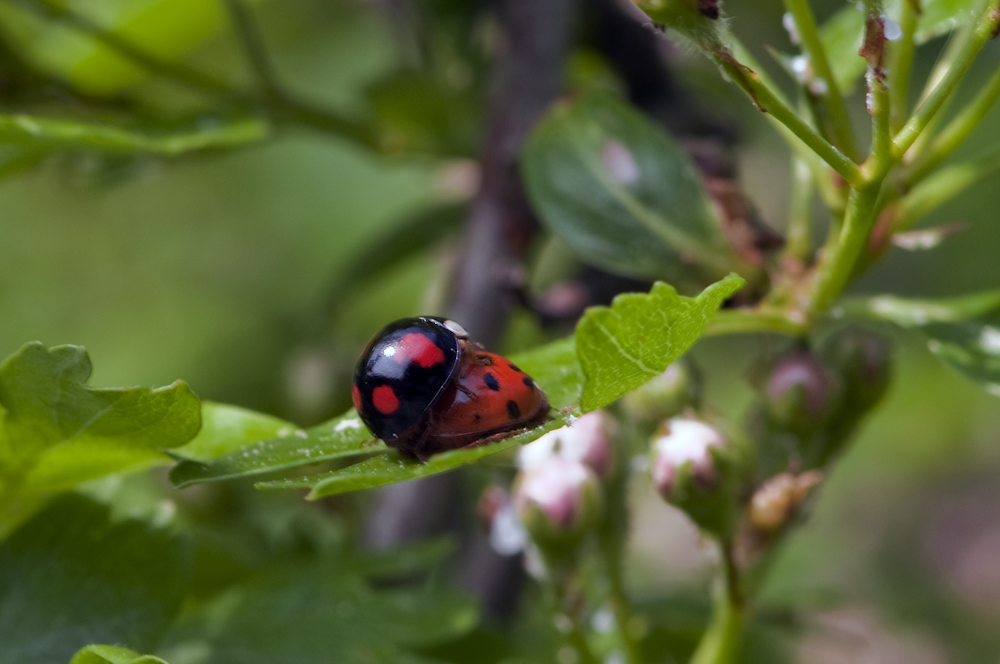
[352, 317, 549, 460]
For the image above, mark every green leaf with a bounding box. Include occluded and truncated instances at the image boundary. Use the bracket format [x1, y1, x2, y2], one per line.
[255, 336, 584, 498]
[819, 5, 866, 93]
[0, 0, 265, 95]
[0, 342, 201, 499]
[916, 0, 981, 43]
[576, 274, 745, 412]
[70, 646, 168, 664]
[0, 494, 191, 664]
[260, 417, 574, 499]
[522, 93, 743, 283]
[846, 290, 1000, 327]
[0, 113, 268, 154]
[169, 558, 476, 664]
[169, 406, 380, 488]
[850, 290, 1000, 395]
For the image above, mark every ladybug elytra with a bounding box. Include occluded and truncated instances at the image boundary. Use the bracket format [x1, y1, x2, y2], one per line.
[352, 317, 549, 460]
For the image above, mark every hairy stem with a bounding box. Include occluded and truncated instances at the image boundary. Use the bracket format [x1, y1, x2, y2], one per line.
[907, 63, 1000, 183]
[21, 0, 380, 148]
[808, 184, 883, 314]
[704, 309, 807, 337]
[784, 156, 815, 263]
[690, 542, 745, 664]
[782, 0, 859, 159]
[707, 51, 862, 186]
[887, 0, 919, 134]
[893, 1, 1000, 158]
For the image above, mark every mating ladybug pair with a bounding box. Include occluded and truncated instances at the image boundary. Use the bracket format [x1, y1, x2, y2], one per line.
[352, 317, 549, 460]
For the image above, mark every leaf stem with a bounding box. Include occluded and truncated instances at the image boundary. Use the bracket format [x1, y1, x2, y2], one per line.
[892, 1, 1000, 159]
[783, 155, 815, 262]
[906, 63, 1000, 183]
[0, 113, 268, 154]
[782, 0, 859, 159]
[221, 0, 284, 100]
[896, 145, 1000, 232]
[807, 183, 883, 314]
[887, 0, 919, 134]
[689, 541, 745, 664]
[704, 309, 807, 337]
[706, 49, 863, 186]
[20, 0, 380, 149]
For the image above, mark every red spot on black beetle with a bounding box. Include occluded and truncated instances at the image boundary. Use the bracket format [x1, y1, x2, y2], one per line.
[373, 385, 400, 414]
[506, 400, 521, 421]
[394, 333, 446, 368]
[483, 373, 500, 391]
[351, 384, 362, 411]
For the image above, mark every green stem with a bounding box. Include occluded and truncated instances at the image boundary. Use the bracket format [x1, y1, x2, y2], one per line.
[706, 49, 863, 186]
[865, 56, 893, 177]
[599, 545, 645, 664]
[221, 0, 284, 100]
[782, 0, 859, 159]
[704, 309, 807, 337]
[23, 0, 380, 149]
[887, 0, 919, 134]
[594, 451, 645, 664]
[892, 1, 1000, 159]
[689, 543, 745, 664]
[896, 146, 1000, 231]
[546, 582, 601, 664]
[783, 155, 815, 262]
[0, 113, 268, 154]
[907, 63, 1000, 183]
[808, 184, 883, 314]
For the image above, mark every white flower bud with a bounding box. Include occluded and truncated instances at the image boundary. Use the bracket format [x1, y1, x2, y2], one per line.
[519, 411, 616, 479]
[650, 418, 726, 498]
[514, 457, 602, 544]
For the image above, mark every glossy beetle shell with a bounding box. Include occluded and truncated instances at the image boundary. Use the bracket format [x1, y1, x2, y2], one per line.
[352, 317, 463, 444]
[420, 351, 549, 451]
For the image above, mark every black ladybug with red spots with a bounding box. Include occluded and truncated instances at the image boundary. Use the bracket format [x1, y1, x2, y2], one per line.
[352, 317, 549, 460]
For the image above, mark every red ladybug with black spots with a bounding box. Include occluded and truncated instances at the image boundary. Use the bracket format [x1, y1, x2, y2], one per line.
[352, 317, 549, 460]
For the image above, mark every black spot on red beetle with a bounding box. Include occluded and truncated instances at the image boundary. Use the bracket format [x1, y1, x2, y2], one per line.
[473, 413, 481, 422]
[483, 373, 500, 391]
[508, 363, 522, 373]
[372, 385, 400, 415]
[522, 376, 534, 388]
[506, 400, 521, 421]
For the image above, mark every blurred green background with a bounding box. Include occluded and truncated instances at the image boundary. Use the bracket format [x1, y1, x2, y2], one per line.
[2, 0, 1000, 661]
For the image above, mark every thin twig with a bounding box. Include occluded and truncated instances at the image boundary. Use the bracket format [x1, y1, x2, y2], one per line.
[14, 0, 380, 149]
[893, 0, 1000, 158]
[220, 0, 285, 100]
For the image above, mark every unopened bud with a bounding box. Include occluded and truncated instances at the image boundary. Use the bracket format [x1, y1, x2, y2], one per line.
[649, 417, 745, 536]
[514, 457, 603, 547]
[764, 351, 839, 433]
[519, 412, 616, 479]
[822, 329, 891, 411]
[621, 360, 703, 425]
[650, 418, 724, 497]
[748, 471, 823, 533]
